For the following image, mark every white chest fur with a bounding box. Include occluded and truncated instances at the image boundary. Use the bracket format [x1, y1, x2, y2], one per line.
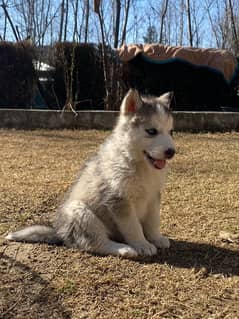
[127, 165, 168, 221]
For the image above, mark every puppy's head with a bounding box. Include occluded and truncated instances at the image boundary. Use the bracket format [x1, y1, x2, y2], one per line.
[119, 89, 175, 170]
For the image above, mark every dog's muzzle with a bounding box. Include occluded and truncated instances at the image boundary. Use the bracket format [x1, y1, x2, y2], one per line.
[144, 151, 166, 169]
[144, 148, 175, 170]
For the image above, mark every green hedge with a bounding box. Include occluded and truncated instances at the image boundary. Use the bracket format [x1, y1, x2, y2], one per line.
[51, 42, 105, 110]
[0, 41, 36, 108]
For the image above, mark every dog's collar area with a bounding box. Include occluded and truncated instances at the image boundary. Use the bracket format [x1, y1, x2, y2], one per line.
[143, 151, 166, 169]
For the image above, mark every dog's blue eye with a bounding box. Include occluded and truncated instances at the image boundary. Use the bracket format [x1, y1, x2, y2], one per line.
[146, 128, 158, 136]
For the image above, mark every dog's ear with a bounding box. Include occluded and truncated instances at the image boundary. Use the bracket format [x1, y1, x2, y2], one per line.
[121, 89, 142, 115]
[157, 92, 173, 109]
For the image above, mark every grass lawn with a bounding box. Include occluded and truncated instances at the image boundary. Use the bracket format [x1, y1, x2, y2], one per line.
[0, 129, 238, 319]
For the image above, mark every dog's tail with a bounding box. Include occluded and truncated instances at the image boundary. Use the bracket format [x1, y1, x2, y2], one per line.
[5, 225, 62, 245]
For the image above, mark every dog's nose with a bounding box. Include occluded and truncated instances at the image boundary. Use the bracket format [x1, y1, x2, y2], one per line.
[165, 148, 175, 159]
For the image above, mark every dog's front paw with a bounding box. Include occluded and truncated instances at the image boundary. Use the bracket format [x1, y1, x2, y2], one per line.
[118, 246, 138, 258]
[150, 235, 170, 249]
[129, 240, 157, 256]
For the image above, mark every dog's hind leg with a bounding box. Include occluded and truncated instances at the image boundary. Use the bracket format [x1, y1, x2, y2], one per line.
[56, 201, 138, 258]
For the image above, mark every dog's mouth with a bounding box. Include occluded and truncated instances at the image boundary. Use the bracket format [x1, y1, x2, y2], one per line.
[143, 151, 166, 170]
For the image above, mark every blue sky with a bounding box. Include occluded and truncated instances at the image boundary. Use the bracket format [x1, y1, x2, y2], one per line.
[0, 0, 237, 51]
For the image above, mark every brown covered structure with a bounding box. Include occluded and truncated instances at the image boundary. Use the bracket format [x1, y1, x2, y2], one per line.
[118, 44, 239, 110]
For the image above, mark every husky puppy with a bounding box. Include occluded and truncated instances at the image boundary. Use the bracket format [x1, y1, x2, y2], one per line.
[6, 89, 175, 258]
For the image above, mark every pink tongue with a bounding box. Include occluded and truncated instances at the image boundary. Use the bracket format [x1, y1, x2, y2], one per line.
[153, 159, 166, 169]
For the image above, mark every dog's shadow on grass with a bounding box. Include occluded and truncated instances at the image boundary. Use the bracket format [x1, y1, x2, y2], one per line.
[0, 253, 71, 319]
[141, 239, 239, 277]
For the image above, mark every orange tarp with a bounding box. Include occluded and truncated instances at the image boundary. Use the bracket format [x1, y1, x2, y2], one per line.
[118, 44, 238, 82]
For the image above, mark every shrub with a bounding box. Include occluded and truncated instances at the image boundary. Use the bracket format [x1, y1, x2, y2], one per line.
[0, 41, 36, 108]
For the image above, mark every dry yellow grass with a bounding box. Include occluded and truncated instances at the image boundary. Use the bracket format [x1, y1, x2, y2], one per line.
[0, 129, 238, 319]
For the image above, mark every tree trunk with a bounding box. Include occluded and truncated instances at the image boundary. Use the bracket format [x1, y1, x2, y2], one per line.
[228, 0, 239, 53]
[179, 0, 184, 45]
[84, 0, 89, 43]
[186, 0, 193, 46]
[1, 2, 19, 41]
[72, 0, 79, 41]
[121, 0, 131, 46]
[63, 0, 69, 41]
[3, 10, 7, 39]
[159, 0, 169, 43]
[96, 6, 111, 109]
[59, 0, 65, 42]
[114, 0, 121, 48]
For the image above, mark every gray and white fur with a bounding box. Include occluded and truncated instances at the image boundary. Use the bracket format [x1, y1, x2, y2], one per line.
[6, 89, 176, 258]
